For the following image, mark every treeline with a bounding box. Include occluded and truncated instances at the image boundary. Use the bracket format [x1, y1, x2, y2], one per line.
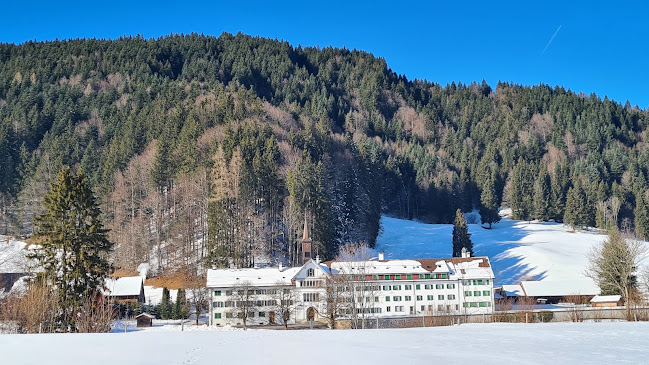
[0, 33, 648, 273]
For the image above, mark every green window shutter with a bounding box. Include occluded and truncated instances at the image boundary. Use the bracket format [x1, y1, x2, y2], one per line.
[416, 285, 420, 290]
[407, 275, 412, 279]
[384, 275, 390, 280]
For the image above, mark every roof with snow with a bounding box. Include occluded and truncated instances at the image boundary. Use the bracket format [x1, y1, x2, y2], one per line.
[324, 257, 493, 280]
[520, 279, 600, 297]
[104, 276, 143, 297]
[501, 284, 525, 297]
[135, 312, 155, 319]
[590, 295, 622, 303]
[206, 267, 301, 288]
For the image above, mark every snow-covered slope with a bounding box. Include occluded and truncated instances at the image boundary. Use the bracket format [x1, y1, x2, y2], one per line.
[2, 322, 649, 364]
[0, 235, 29, 273]
[376, 215, 645, 286]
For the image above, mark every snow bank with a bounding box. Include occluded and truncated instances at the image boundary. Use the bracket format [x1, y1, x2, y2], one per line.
[3, 322, 649, 364]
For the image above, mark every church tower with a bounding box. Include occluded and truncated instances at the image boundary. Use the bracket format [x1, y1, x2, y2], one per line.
[301, 215, 312, 264]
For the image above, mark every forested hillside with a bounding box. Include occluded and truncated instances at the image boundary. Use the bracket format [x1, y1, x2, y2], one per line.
[0, 33, 647, 274]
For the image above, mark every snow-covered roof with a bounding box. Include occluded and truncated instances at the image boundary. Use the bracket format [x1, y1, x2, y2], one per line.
[501, 284, 525, 297]
[329, 259, 430, 275]
[520, 279, 600, 297]
[104, 276, 143, 297]
[206, 267, 301, 288]
[590, 295, 622, 303]
[326, 257, 493, 280]
[135, 312, 155, 319]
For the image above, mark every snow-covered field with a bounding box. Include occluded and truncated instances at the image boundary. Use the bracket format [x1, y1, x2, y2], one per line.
[376, 214, 629, 286]
[2, 322, 648, 364]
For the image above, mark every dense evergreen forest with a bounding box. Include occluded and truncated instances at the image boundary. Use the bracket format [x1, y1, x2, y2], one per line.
[1, 33, 648, 274]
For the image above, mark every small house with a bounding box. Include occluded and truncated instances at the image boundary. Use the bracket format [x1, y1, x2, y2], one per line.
[135, 313, 154, 327]
[104, 276, 145, 304]
[590, 295, 623, 307]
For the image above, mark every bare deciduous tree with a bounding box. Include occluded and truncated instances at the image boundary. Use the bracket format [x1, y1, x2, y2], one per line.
[229, 280, 257, 330]
[188, 286, 209, 326]
[335, 241, 378, 329]
[272, 281, 296, 329]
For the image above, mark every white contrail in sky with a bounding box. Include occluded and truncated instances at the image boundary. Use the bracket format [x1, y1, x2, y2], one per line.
[541, 25, 562, 56]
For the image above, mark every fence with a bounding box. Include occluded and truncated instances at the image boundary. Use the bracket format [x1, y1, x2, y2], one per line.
[334, 306, 649, 329]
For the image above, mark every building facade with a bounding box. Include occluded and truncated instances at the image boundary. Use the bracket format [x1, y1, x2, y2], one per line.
[207, 252, 495, 327]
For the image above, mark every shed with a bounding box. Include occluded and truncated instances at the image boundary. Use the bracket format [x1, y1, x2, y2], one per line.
[135, 313, 154, 327]
[590, 295, 623, 307]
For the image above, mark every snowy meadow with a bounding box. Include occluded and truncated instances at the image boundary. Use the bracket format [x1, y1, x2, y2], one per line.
[2, 322, 649, 364]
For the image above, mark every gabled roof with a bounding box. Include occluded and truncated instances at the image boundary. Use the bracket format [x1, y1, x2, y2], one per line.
[104, 276, 143, 297]
[135, 312, 155, 319]
[590, 295, 622, 303]
[206, 266, 301, 288]
[291, 259, 331, 280]
[519, 279, 600, 297]
[501, 284, 525, 297]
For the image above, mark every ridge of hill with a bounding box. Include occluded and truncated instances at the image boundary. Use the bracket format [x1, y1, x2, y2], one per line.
[1, 33, 648, 272]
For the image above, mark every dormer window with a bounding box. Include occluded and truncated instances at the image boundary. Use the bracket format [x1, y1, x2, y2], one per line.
[307, 268, 314, 277]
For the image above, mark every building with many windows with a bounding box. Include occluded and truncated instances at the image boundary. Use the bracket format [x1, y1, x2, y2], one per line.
[207, 249, 495, 327]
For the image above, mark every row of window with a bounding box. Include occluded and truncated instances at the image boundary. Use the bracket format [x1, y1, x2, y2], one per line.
[463, 302, 492, 308]
[463, 279, 490, 286]
[301, 280, 321, 287]
[464, 291, 491, 297]
[380, 283, 456, 291]
[214, 311, 269, 319]
[385, 294, 457, 302]
[214, 289, 291, 296]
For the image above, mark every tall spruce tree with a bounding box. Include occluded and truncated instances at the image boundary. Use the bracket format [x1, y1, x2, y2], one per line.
[28, 167, 113, 331]
[633, 192, 649, 240]
[452, 209, 473, 257]
[479, 171, 500, 228]
[564, 182, 589, 229]
[532, 168, 550, 221]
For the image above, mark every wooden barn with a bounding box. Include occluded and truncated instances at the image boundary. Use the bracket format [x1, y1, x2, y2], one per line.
[104, 276, 145, 304]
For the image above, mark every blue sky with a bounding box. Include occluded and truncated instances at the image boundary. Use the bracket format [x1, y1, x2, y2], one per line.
[2, 1, 647, 108]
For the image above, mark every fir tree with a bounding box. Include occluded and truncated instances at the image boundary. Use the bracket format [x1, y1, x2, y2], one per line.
[532, 168, 550, 221]
[564, 182, 589, 229]
[159, 287, 171, 319]
[27, 166, 113, 331]
[452, 209, 473, 257]
[634, 192, 649, 240]
[479, 171, 500, 228]
[173, 288, 188, 319]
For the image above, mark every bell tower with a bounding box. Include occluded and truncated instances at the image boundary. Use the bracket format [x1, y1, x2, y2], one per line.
[301, 215, 312, 264]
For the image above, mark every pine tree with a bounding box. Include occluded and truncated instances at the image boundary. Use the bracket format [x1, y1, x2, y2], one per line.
[452, 209, 473, 257]
[564, 182, 588, 229]
[550, 163, 569, 221]
[159, 287, 171, 319]
[27, 166, 113, 331]
[634, 191, 649, 240]
[173, 288, 187, 319]
[479, 171, 500, 228]
[532, 168, 550, 221]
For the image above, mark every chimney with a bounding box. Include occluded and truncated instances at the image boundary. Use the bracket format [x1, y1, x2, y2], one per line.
[315, 255, 321, 265]
[378, 252, 385, 261]
[279, 262, 284, 271]
[461, 247, 470, 258]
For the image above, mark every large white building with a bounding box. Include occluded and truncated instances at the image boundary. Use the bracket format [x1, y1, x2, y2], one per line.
[207, 251, 495, 327]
